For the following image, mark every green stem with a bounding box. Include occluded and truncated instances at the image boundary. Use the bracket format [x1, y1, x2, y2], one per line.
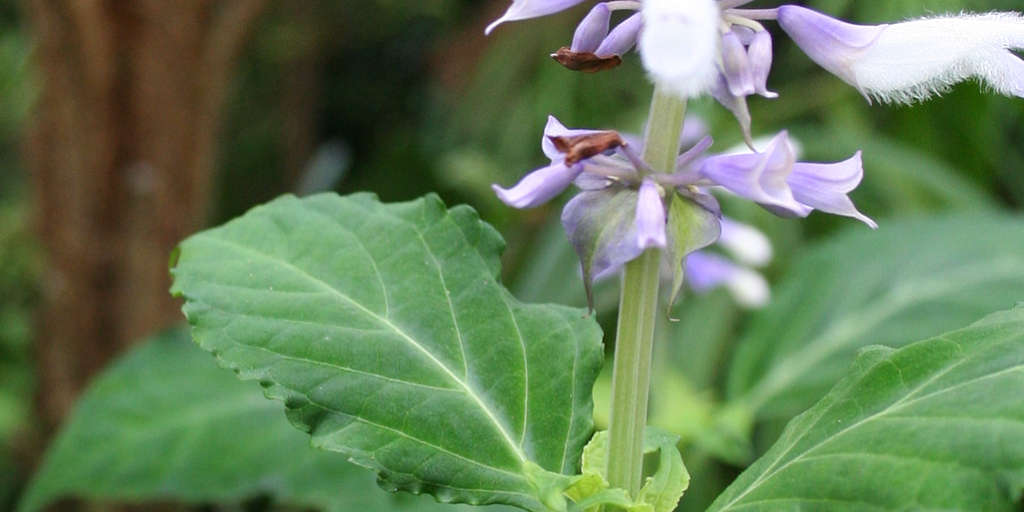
[605, 85, 687, 501]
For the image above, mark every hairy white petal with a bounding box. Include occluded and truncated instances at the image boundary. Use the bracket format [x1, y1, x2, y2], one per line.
[856, 13, 1024, 103]
[640, 0, 720, 97]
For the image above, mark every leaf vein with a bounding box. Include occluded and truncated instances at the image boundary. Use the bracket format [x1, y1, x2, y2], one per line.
[201, 228, 528, 464]
[717, 335, 1023, 511]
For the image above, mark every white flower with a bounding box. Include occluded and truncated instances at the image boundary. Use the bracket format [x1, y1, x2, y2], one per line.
[639, 0, 720, 98]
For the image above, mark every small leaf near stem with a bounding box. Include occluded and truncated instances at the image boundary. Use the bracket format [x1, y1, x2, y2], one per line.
[571, 429, 689, 512]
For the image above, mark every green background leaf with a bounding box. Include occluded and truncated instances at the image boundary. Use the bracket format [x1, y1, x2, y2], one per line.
[726, 215, 1024, 421]
[19, 327, 517, 512]
[708, 306, 1024, 512]
[170, 193, 604, 511]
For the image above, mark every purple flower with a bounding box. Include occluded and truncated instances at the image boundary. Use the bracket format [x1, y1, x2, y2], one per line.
[747, 30, 777, 99]
[492, 116, 721, 308]
[636, 178, 667, 249]
[697, 131, 802, 212]
[491, 116, 604, 207]
[486, 0, 589, 34]
[595, 12, 643, 57]
[659, 131, 874, 227]
[777, 6, 1024, 103]
[550, 4, 644, 72]
[721, 30, 756, 97]
[570, 3, 611, 54]
[789, 152, 876, 228]
[492, 163, 583, 208]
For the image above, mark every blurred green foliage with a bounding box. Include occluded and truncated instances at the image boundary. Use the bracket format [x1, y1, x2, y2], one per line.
[0, 2, 33, 510]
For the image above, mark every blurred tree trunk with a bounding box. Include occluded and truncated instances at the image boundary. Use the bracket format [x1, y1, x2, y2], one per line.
[24, 0, 269, 437]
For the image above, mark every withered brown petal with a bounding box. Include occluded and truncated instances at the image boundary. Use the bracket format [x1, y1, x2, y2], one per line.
[549, 131, 626, 165]
[551, 47, 623, 73]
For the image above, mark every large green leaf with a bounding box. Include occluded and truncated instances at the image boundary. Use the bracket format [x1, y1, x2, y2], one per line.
[19, 328, 506, 512]
[708, 306, 1024, 512]
[170, 193, 605, 511]
[727, 215, 1024, 420]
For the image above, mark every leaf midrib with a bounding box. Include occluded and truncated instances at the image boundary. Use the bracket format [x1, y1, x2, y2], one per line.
[195, 233, 529, 464]
[412, 220, 532, 450]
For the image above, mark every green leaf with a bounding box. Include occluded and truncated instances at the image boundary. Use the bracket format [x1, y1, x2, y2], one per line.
[19, 327, 507, 512]
[561, 187, 640, 309]
[707, 306, 1024, 512]
[727, 215, 1024, 421]
[567, 429, 689, 512]
[564, 433, 608, 506]
[170, 193, 605, 511]
[636, 429, 689, 512]
[665, 192, 720, 309]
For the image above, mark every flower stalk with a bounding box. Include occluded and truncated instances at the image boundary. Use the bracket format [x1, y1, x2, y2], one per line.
[604, 85, 686, 500]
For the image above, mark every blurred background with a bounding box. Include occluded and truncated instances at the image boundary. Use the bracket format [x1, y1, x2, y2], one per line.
[2, 0, 1024, 510]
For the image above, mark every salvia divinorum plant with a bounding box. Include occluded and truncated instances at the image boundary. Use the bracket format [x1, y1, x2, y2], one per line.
[159, 2, 1024, 512]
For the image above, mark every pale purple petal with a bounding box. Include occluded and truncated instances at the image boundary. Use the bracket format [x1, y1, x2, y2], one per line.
[721, 30, 755, 96]
[789, 151, 877, 228]
[492, 163, 583, 208]
[685, 251, 769, 307]
[572, 3, 611, 53]
[595, 12, 643, 56]
[777, 5, 887, 96]
[698, 131, 802, 210]
[486, 0, 590, 34]
[636, 178, 667, 248]
[748, 30, 778, 98]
